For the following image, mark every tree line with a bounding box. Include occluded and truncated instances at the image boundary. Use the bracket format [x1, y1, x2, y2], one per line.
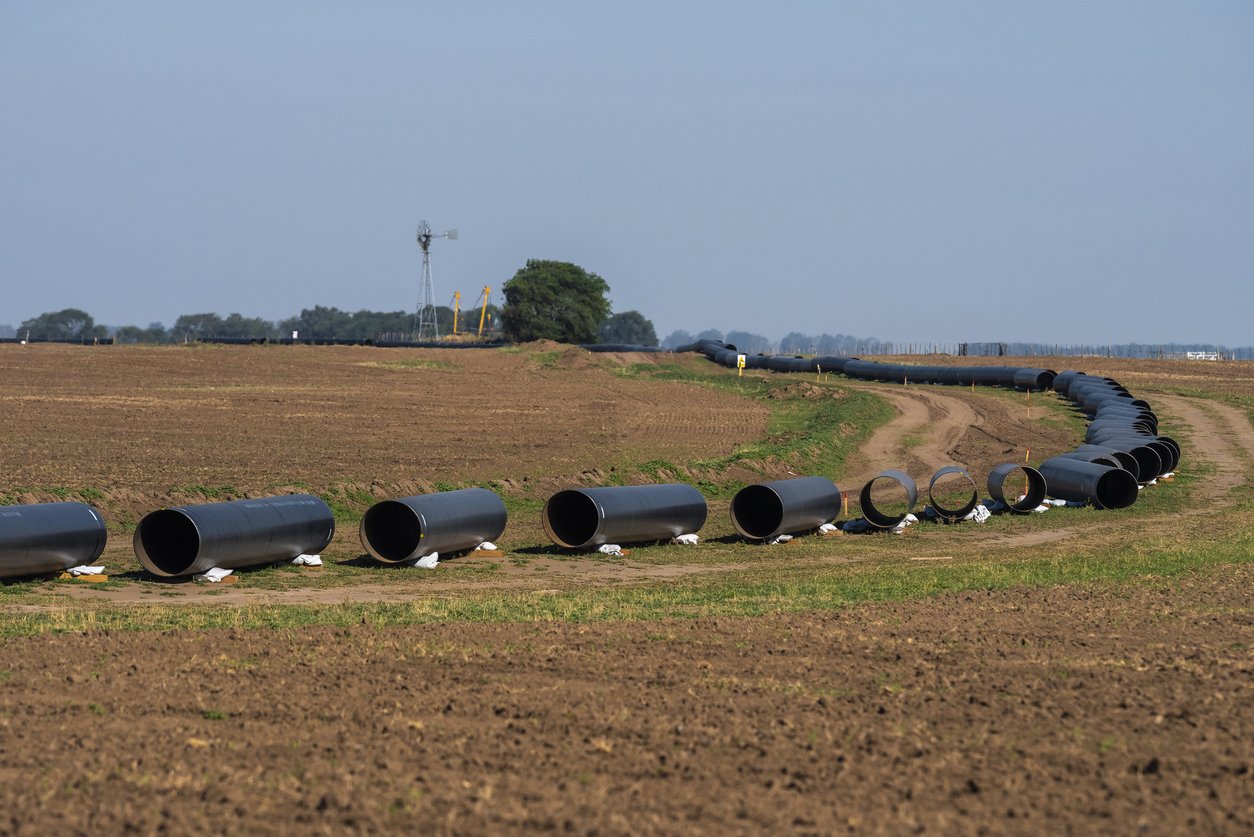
[7, 259, 662, 346]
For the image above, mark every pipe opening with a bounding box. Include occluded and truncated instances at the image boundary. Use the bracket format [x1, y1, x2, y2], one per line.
[1145, 441, 1176, 475]
[729, 485, 785, 540]
[136, 509, 201, 576]
[361, 501, 423, 563]
[988, 464, 1047, 513]
[543, 490, 601, 549]
[1094, 468, 1139, 510]
[1153, 437, 1181, 471]
[1106, 451, 1140, 481]
[860, 476, 914, 528]
[928, 467, 977, 521]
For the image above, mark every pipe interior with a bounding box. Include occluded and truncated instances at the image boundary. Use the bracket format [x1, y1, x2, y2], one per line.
[861, 477, 912, 527]
[137, 509, 200, 576]
[996, 466, 1047, 512]
[362, 501, 423, 563]
[544, 491, 600, 548]
[929, 471, 977, 518]
[730, 485, 785, 539]
[1095, 469, 1139, 510]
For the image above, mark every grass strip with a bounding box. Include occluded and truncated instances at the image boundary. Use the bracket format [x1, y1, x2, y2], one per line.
[4, 529, 1248, 636]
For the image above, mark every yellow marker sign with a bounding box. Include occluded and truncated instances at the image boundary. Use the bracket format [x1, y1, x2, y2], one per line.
[737, 354, 746, 377]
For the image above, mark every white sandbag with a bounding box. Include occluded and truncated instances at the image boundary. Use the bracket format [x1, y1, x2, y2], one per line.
[962, 505, 991, 524]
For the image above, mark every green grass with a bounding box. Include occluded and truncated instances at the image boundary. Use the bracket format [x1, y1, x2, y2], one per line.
[358, 358, 455, 371]
[529, 350, 561, 369]
[613, 362, 893, 496]
[174, 485, 239, 501]
[2, 531, 1247, 636]
[0, 486, 116, 506]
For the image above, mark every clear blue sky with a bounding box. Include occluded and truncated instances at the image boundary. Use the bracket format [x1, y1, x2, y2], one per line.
[3, 2, 1251, 345]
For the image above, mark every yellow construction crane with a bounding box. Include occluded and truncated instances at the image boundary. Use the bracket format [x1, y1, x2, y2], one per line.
[475, 286, 491, 337]
[446, 286, 493, 340]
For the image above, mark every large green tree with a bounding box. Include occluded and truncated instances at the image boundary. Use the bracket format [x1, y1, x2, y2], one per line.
[500, 260, 611, 344]
[114, 322, 170, 344]
[598, 310, 658, 346]
[19, 308, 108, 340]
[171, 313, 225, 342]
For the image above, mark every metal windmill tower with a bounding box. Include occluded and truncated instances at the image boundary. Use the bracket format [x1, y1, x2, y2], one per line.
[413, 219, 458, 341]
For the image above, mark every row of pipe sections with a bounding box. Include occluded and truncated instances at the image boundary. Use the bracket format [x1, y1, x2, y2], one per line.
[0, 489, 507, 581]
[1, 462, 1047, 580]
[679, 339, 1181, 510]
[0, 344, 1181, 580]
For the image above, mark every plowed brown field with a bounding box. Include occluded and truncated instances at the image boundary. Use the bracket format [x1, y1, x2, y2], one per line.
[0, 342, 767, 497]
[1, 344, 1251, 834]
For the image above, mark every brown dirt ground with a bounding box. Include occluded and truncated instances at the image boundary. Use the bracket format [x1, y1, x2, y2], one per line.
[2, 347, 1252, 833]
[0, 342, 766, 497]
[1, 569, 1250, 834]
[0, 342, 766, 546]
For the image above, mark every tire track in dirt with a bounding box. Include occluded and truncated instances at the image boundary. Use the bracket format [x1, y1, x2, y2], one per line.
[839, 385, 981, 486]
[1152, 394, 1254, 501]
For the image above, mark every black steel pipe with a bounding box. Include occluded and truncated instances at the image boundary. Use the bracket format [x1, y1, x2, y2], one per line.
[1087, 417, 1158, 436]
[1055, 451, 1123, 470]
[1085, 431, 1177, 475]
[581, 343, 669, 353]
[813, 356, 855, 373]
[987, 463, 1048, 513]
[134, 494, 336, 578]
[1052, 370, 1087, 396]
[360, 488, 507, 563]
[1012, 369, 1057, 391]
[927, 466, 978, 521]
[1070, 444, 1141, 481]
[542, 484, 707, 549]
[0, 502, 108, 579]
[1081, 437, 1164, 482]
[1039, 457, 1139, 510]
[729, 477, 842, 540]
[858, 470, 919, 529]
